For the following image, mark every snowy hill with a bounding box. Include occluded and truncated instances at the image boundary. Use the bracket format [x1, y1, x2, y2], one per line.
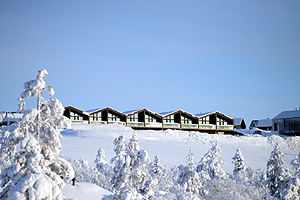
[60, 124, 300, 173]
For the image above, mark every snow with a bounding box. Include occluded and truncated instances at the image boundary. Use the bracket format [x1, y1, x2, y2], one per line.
[60, 124, 300, 174]
[257, 119, 272, 127]
[62, 182, 112, 200]
[273, 110, 300, 119]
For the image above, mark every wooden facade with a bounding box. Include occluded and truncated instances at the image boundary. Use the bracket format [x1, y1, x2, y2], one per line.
[88, 107, 126, 125]
[273, 110, 300, 136]
[64, 106, 89, 123]
[64, 107, 235, 134]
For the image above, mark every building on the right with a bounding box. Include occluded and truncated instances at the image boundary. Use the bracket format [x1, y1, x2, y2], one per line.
[272, 109, 300, 136]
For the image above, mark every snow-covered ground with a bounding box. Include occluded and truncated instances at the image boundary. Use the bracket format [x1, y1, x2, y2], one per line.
[60, 124, 300, 174]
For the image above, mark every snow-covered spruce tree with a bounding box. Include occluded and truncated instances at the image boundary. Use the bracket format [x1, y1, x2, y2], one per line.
[282, 152, 300, 200]
[110, 135, 133, 199]
[196, 142, 226, 181]
[266, 144, 292, 199]
[149, 155, 164, 176]
[232, 148, 245, 176]
[176, 148, 205, 197]
[0, 69, 74, 199]
[95, 147, 108, 174]
[127, 132, 150, 191]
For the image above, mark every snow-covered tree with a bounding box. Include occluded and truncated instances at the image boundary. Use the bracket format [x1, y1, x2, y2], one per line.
[95, 147, 108, 174]
[110, 135, 130, 194]
[176, 148, 205, 197]
[0, 69, 74, 199]
[139, 178, 158, 199]
[282, 152, 300, 200]
[232, 148, 245, 175]
[149, 155, 164, 175]
[266, 144, 292, 199]
[196, 142, 226, 180]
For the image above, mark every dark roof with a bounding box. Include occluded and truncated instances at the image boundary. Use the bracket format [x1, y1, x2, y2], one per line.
[273, 110, 300, 119]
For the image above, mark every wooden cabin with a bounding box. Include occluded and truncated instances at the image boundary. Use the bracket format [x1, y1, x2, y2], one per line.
[87, 107, 126, 125]
[124, 108, 163, 129]
[160, 110, 199, 130]
[195, 111, 235, 134]
[249, 119, 272, 131]
[64, 106, 89, 123]
[273, 110, 300, 136]
[234, 118, 246, 129]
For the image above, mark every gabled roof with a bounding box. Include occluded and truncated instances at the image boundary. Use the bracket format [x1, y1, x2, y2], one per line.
[124, 108, 162, 118]
[257, 119, 272, 127]
[87, 107, 126, 117]
[234, 118, 243, 125]
[65, 106, 89, 115]
[123, 109, 143, 115]
[273, 110, 300, 119]
[195, 111, 234, 120]
[159, 110, 198, 119]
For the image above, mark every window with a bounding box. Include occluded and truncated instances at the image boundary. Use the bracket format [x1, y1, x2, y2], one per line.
[127, 113, 138, 122]
[181, 116, 192, 124]
[163, 115, 174, 123]
[70, 111, 83, 121]
[108, 112, 121, 122]
[145, 114, 156, 122]
[199, 116, 210, 124]
[90, 112, 102, 121]
[217, 117, 227, 125]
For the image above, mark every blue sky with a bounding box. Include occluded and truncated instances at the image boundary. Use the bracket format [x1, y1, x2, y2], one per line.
[1, 0, 299, 126]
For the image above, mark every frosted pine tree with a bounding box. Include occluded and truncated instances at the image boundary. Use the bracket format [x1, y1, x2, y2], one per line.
[176, 148, 204, 196]
[0, 69, 74, 199]
[127, 132, 150, 191]
[232, 148, 245, 175]
[110, 135, 130, 193]
[149, 155, 164, 175]
[282, 152, 300, 200]
[95, 147, 108, 174]
[196, 142, 226, 180]
[266, 144, 292, 199]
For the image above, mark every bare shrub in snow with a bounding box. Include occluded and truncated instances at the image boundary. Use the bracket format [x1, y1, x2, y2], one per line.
[0, 69, 74, 199]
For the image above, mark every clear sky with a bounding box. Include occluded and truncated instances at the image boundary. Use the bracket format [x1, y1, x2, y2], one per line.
[1, 0, 299, 126]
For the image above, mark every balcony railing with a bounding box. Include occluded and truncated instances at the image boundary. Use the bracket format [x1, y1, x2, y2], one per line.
[107, 121, 126, 126]
[198, 124, 216, 130]
[217, 125, 234, 130]
[181, 124, 198, 129]
[145, 122, 162, 128]
[72, 120, 89, 124]
[127, 122, 145, 127]
[163, 123, 180, 128]
[89, 121, 107, 124]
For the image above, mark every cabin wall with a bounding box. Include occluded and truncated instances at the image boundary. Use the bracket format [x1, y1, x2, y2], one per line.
[273, 118, 300, 135]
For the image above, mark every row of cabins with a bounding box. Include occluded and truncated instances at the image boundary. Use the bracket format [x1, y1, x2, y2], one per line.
[63, 106, 236, 134]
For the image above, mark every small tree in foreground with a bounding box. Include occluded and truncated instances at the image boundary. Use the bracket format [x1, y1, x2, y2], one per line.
[0, 69, 74, 199]
[266, 144, 292, 199]
[232, 148, 245, 176]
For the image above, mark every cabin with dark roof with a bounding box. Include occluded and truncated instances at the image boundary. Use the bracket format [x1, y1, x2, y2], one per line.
[195, 111, 235, 134]
[273, 110, 300, 136]
[87, 107, 126, 125]
[64, 106, 89, 123]
[234, 118, 246, 129]
[249, 119, 272, 131]
[160, 110, 199, 130]
[125, 108, 163, 129]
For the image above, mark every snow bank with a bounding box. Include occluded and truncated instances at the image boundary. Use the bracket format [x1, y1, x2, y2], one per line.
[62, 182, 112, 200]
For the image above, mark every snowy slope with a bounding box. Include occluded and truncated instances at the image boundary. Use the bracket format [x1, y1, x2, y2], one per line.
[60, 124, 300, 173]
